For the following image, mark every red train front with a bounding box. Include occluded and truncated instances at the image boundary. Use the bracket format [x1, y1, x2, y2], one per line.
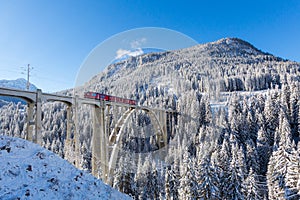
[84, 92, 98, 99]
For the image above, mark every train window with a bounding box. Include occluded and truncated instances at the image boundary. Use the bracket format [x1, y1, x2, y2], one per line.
[92, 93, 96, 96]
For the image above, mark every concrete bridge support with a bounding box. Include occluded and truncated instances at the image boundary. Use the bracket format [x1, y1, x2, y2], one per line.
[161, 111, 168, 145]
[92, 105, 108, 182]
[152, 110, 168, 162]
[73, 97, 81, 169]
[66, 105, 72, 141]
[34, 89, 42, 145]
[63, 104, 74, 165]
[25, 89, 42, 145]
[26, 103, 35, 142]
[0, 87, 177, 186]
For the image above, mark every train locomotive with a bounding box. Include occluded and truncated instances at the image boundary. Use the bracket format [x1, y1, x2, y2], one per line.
[84, 91, 136, 105]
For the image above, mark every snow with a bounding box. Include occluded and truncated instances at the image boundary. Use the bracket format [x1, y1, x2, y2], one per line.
[0, 78, 37, 91]
[0, 135, 131, 200]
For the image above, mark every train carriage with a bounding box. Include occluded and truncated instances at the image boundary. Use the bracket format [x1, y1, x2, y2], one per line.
[84, 91, 136, 105]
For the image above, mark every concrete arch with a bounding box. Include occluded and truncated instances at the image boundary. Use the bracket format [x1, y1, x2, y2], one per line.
[108, 108, 165, 145]
[43, 94, 73, 106]
[108, 107, 166, 182]
[0, 88, 74, 106]
[0, 87, 36, 103]
[0, 88, 75, 145]
[0, 87, 175, 185]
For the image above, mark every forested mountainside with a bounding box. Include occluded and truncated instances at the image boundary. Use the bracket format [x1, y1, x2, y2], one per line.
[2, 38, 300, 199]
[78, 37, 295, 99]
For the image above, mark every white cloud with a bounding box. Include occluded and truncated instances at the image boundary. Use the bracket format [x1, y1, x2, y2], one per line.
[115, 48, 144, 60]
[115, 38, 146, 60]
[115, 49, 131, 59]
[128, 48, 144, 57]
[130, 38, 147, 49]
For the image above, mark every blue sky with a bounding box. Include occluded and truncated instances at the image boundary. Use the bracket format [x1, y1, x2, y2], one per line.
[0, 0, 299, 92]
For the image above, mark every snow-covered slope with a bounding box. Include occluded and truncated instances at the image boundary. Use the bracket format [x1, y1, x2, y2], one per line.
[70, 37, 296, 103]
[0, 78, 37, 91]
[0, 135, 131, 200]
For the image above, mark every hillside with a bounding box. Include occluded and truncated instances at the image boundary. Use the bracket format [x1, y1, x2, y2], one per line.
[0, 135, 131, 200]
[76, 37, 298, 105]
[2, 38, 300, 199]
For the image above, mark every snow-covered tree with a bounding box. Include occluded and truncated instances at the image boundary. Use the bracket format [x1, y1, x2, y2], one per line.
[226, 144, 245, 200]
[243, 167, 261, 200]
[196, 154, 219, 199]
[179, 147, 198, 199]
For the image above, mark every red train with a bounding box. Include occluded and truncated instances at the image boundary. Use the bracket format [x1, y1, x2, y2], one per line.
[84, 92, 136, 105]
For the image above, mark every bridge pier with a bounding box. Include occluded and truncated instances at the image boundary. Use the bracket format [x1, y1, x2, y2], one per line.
[73, 97, 81, 169]
[0, 87, 178, 186]
[161, 111, 168, 145]
[34, 89, 42, 145]
[63, 104, 74, 164]
[25, 89, 42, 145]
[155, 110, 168, 148]
[26, 103, 35, 142]
[92, 104, 108, 182]
[105, 105, 112, 138]
[66, 105, 72, 140]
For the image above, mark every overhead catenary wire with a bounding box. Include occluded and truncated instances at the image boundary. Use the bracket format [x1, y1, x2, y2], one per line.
[1, 65, 75, 92]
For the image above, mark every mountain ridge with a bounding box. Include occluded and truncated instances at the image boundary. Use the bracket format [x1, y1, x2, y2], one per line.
[0, 78, 38, 91]
[75, 37, 299, 104]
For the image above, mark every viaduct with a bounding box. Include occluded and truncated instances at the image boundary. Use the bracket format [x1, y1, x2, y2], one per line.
[0, 87, 176, 184]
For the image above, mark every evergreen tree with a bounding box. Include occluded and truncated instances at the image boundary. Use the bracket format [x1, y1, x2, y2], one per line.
[267, 108, 293, 199]
[257, 127, 271, 175]
[243, 167, 261, 200]
[165, 166, 172, 200]
[245, 140, 259, 174]
[289, 82, 299, 139]
[215, 136, 231, 199]
[165, 165, 179, 200]
[285, 143, 300, 200]
[112, 155, 134, 196]
[297, 99, 300, 140]
[113, 156, 126, 193]
[196, 154, 219, 199]
[179, 147, 198, 199]
[264, 90, 280, 146]
[226, 144, 245, 200]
